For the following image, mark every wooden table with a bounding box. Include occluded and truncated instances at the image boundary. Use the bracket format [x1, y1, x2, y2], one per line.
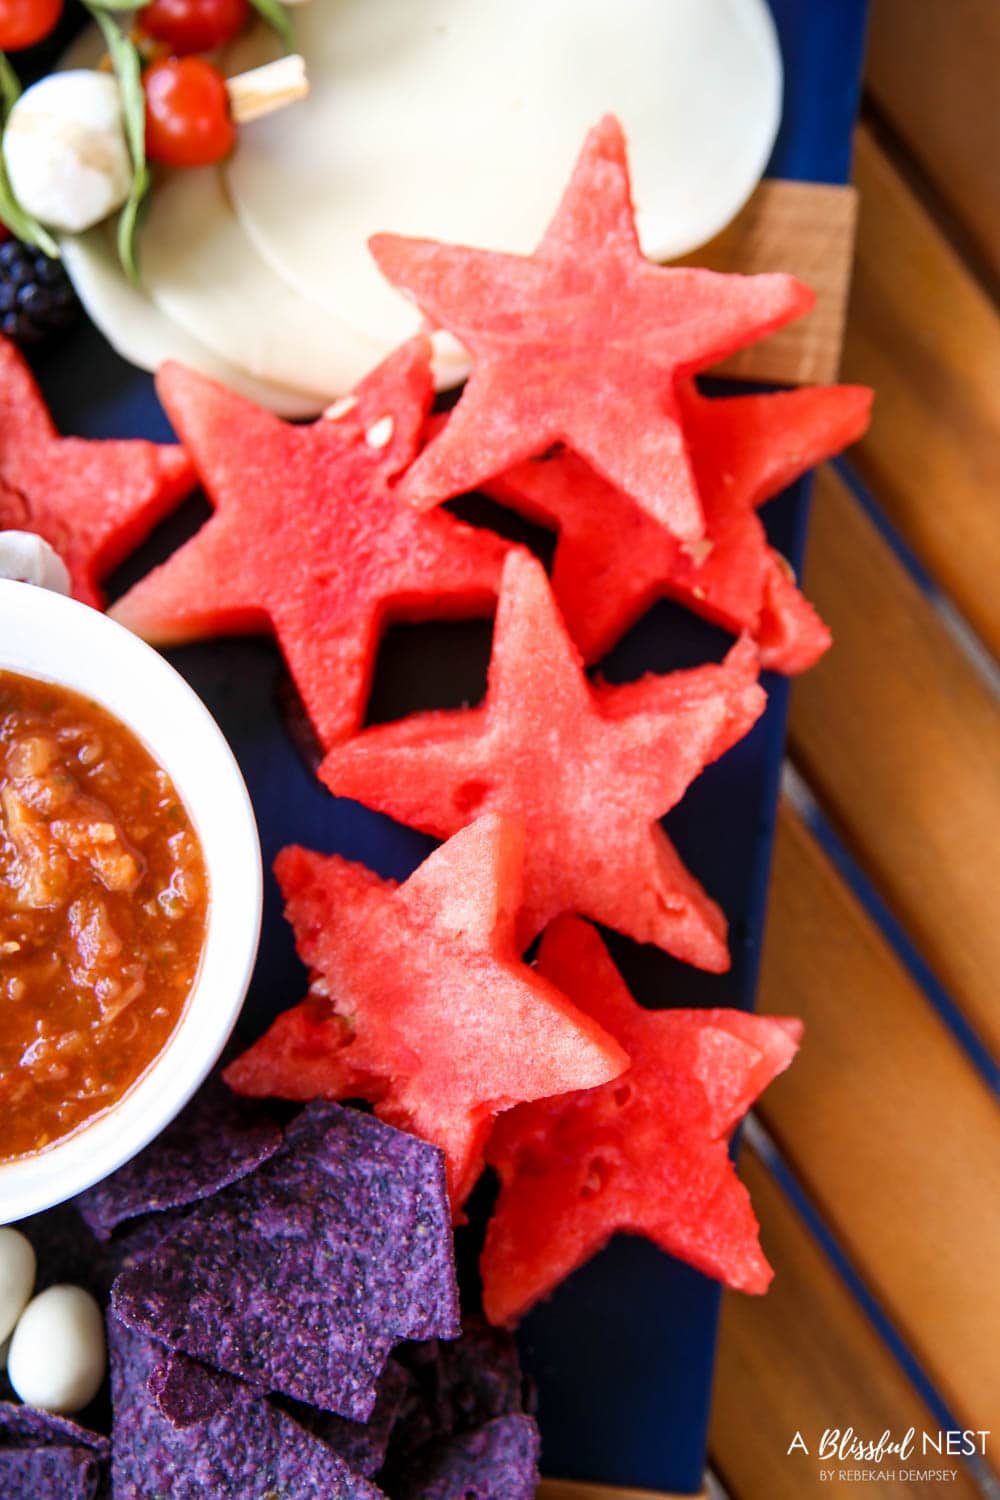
[551, 4, 1000, 1495]
[713, 4, 1000, 1497]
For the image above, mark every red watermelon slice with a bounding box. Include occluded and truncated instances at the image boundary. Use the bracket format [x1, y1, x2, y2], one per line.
[481, 916, 803, 1325]
[483, 381, 871, 668]
[370, 116, 813, 540]
[224, 815, 628, 1209]
[0, 337, 194, 608]
[320, 551, 766, 972]
[110, 339, 512, 748]
[756, 549, 836, 675]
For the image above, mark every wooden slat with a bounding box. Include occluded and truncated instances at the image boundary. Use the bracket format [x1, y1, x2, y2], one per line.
[865, 0, 1000, 286]
[710, 1148, 983, 1500]
[754, 802, 1000, 1446]
[788, 464, 1000, 1058]
[671, 178, 857, 386]
[539, 1483, 705, 1500]
[842, 127, 1000, 658]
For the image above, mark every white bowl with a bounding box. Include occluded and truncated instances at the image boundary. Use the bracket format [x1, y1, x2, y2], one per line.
[0, 579, 262, 1224]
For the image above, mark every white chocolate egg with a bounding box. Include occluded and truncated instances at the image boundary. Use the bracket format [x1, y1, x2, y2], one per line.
[0, 1228, 36, 1346]
[6, 1284, 107, 1413]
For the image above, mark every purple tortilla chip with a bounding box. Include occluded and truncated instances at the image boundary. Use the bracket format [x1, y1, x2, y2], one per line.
[395, 1414, 540, 1500]
[17, 1203, 121, 1302]
[11, 1199, 181, 1344]
[1, 1201, 186, 1408]
[111, 1103, 459, 1420]
[0, 1444, 102, 1499]
[0, 1401, 109, 1459]
[285, 1359, 410, 1478]
[149, 1349, 257, 1428]
[405, 1320, 529, 1432]
[109, 1211, 187, 1276]
[0, 1403, 108, 1500]
[382, 1320, 532, 1483]
[109, 1315, 385, 1499]
[77, 1077, 284, 1239]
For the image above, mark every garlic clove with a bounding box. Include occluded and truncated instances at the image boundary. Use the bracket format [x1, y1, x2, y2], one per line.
[3, 70, 132, 235]
[0, 531, 72, 594]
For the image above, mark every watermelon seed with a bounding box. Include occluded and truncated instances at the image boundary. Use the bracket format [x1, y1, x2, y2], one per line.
[365, 416, 395, 449]
[322, 394, 359, 421]
[579, 1157, 610, 1199]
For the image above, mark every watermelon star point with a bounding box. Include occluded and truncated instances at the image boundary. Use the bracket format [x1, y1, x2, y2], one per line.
[481, 916, 803, 1325]
[0, 337, 194, 608]
[370, 115, 813, 539]
[224, 813, 628, 1209]
[485, 380, 872, 668]
[321, 550, 766, 971]
[110, 337, 512, 749]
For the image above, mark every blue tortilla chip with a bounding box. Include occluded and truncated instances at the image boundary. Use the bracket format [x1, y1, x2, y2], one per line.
[406, 1320, 530, 1432]
[110, 1212, 186, 1275]
[395, 1414, 540, 1499]
[149, 1349, 261, 1428]
[0, 1401, 109, 1459]
[111, 1103, 459, 1420]
[0, 1444, 102, 1499]
[108, 1315, 385, 1499]
[0, 1402, 109, 1500]
[77, 1077, 284, 1240]
[17, 1203, 122, 1303]
[285, 1359, 410, 1478]
[382, 1320, 532, 1484]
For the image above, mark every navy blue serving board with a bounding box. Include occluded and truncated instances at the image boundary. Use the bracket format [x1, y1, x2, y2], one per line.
[27, 2, 869, 1488]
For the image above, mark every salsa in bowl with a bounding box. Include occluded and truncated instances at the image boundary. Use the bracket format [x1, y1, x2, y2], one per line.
[0, 578, 262, 1222]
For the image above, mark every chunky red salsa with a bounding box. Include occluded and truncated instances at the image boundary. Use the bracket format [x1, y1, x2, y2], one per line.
[0, 670, 208, 1160]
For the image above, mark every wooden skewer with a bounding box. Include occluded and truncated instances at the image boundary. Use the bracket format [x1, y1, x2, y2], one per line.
[225, 53, 309, 126]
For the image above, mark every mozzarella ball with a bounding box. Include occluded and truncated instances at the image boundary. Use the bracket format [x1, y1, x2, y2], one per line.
[0, 1228, 36, 1346]
[7, 1284, 107, 1413]
[3, 71, 132, 234]
[0, 531, 72, 593]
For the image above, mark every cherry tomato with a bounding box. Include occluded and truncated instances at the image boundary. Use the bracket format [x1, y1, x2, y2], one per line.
[140, 0, 249, 56]
[0, 0, 62, 51]
[144, 57, 236, 169]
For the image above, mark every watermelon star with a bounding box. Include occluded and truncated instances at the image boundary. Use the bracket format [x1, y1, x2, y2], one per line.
[482, 916, 803, 1325]
[224, 814, 628, 1209]
[370, 115, 813, 540]
[485, 380, 873, 670]
[0, 337, 194, 608]
[320, 551, 766, 971]
[110, 338, 511, 748]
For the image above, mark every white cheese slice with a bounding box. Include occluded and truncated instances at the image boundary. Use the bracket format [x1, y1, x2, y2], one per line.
[138, 166, 386, 401]
[61, 226, 325, 417]
[224, 0, 781, 357]
[55, 25, 342, 409]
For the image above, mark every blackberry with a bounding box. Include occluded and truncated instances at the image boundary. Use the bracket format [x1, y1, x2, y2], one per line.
[0, 238, 78, 346]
